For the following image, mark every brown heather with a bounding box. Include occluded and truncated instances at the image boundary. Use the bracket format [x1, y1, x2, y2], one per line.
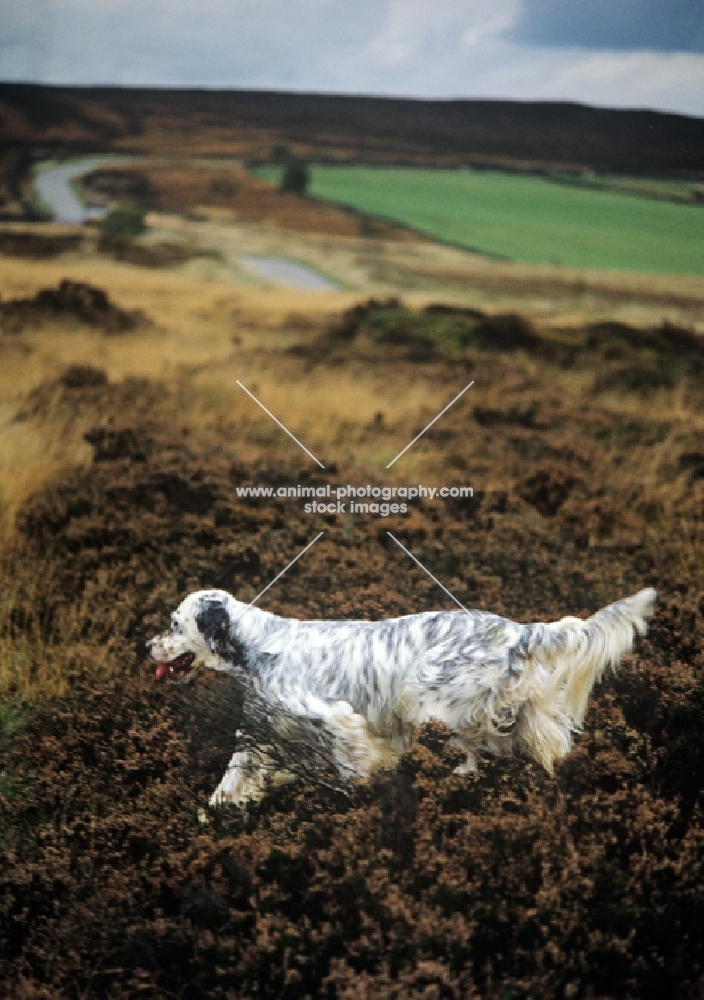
[0, 252, 703, 998]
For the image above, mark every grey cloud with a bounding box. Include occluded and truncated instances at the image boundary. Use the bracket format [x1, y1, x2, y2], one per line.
[3, 0, 385, 88]
[508, 0, 704, 54]
[0, 0, 56, 79]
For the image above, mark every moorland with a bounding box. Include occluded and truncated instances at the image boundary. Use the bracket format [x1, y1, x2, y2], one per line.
[0, 84, 703, 999]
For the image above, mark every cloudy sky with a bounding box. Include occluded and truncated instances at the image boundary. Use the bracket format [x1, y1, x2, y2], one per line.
[2, 0, 704, 117]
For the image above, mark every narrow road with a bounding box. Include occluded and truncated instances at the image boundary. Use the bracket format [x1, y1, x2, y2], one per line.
[33, 156, 126, 223]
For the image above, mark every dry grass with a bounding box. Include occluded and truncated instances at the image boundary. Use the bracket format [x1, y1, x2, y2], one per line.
[1, 250, 703, 511]
[1, 243, 703, 701]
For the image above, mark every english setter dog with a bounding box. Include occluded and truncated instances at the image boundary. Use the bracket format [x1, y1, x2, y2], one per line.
[147, 587, 655, 808]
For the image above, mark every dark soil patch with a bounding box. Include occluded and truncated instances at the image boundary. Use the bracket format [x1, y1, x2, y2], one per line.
[518, 467, 579, 517]
[678, 451, 704, 481]
[0, 229, 84, 258]
[98, 234, 197, 268]
[474, 403, 543, 429]
[584, 319, 704, 360]
[60, 363, 109, 389]
[593, 361, 681, 395]
[0, 278, 144, 334]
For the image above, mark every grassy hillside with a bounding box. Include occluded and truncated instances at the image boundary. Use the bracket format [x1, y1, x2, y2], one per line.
[260, 165, 704, 275]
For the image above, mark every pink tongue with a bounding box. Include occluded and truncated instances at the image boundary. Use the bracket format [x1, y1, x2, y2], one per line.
[155, 662, 169, 680]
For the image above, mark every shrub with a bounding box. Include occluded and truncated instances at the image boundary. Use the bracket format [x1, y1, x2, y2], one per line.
[100, 202, 147, 238]
[280, 161, 309, 196]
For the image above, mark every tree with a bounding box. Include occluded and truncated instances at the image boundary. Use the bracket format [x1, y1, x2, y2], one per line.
[100, 201, 146, 238]
[280, 160, 309, 196]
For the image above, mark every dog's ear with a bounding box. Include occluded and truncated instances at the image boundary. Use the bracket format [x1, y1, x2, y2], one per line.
[195, 598, 230, 650]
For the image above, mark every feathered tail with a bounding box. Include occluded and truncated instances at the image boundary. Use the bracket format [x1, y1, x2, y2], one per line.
[516, 588, 656, 772]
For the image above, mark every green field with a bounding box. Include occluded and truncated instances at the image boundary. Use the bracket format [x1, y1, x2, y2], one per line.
[259, 166, 704, 275]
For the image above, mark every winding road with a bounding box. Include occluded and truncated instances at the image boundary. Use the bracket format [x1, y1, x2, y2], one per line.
[32, 156, 340, 291]
[33, 156, 126, 224]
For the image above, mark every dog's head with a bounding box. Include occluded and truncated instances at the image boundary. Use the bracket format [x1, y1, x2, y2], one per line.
[147, 589, 246, 682]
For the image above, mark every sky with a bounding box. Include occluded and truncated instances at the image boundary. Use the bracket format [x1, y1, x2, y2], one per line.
[1, 0, 704, 118]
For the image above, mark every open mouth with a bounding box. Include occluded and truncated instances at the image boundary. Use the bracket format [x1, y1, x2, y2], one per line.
[155, 651, 196, 681]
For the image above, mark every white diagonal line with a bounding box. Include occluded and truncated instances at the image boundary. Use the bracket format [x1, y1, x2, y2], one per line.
[234, 532, 325, 622]
[237, 380, 325, 469]
[386, 381, 474, 469]
[386, 532, 471, 616]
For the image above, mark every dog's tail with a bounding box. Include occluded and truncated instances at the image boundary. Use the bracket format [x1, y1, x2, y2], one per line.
[516, 588, 656, 771]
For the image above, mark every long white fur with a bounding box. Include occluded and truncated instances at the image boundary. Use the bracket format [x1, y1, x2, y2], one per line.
[147, 587, 656, 807]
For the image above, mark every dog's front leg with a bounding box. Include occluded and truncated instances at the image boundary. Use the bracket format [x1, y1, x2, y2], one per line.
[208, 749, 295, 809]
[208, 750, 270, 808]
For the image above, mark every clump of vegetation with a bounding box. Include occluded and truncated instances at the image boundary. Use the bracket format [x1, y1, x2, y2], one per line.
[316, 299, 540, 359]
[0, 279, 141, 335]
[280, 160, 309, 196]
[308, 301, 704, 383]
[100, 201, 147, 238]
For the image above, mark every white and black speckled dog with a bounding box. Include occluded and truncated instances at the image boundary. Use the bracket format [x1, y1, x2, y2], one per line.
[147, 587, 656, 808]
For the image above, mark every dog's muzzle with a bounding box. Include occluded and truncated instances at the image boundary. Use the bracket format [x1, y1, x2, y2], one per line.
[146, 640, 196, 682]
